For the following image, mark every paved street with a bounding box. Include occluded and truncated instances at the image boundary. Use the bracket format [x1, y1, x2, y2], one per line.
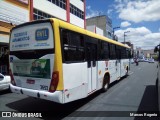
[0, 62, 159, 120]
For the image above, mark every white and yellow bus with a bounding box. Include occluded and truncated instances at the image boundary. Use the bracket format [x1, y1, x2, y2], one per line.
[9, 18, 131, 103]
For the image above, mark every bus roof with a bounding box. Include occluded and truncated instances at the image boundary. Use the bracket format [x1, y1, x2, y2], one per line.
[52, 18, 130, 49]
[11, 18, 130, 49]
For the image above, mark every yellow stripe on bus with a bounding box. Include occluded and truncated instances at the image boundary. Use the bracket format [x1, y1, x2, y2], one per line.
[51, 19, 64, 91]
[54, 18, 130, 49]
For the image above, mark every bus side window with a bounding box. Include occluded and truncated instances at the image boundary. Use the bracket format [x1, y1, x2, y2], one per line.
[101, 41, 109, 60]
[121, 47, 126, 59]
[129, 49, 132, 58]
[86, 46, 91, 68]
[109, 44, 116, 60]
[61, 29, 85, 63]
[116, 45, 121, 59]
[97, 40, 101, 60]
[126, 48, 131, 59]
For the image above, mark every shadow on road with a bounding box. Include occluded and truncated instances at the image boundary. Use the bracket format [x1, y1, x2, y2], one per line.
[6, 77, 128, 120]
[134, 85, 159, 120]
[6, 90, 101, 120]
[0, 89, 11, 95]
[109, 75, 128, 88]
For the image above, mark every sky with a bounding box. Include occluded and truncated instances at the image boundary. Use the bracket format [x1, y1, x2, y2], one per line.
[86, 0, 160, 50]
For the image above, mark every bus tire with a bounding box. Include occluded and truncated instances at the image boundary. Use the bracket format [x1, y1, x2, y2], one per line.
[126, 67, 129, 76]
[102, 74, 110, 92]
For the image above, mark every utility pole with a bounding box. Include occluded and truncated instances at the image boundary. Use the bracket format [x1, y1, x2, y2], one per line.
[124, 31, 130, 44]
[112, 26, 120, 40]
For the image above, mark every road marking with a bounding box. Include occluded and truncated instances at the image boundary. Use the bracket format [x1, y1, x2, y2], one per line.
[129, 71, 134, 75]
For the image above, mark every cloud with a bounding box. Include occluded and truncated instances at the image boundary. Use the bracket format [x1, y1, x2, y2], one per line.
[107, 9, 113, 15]
[121, 21, 131, 27]
[115, 0, 160, 23]
[86, 6, 103, 19]
[115, 0, 122, 3]
[115, 0, 129, 3]
[115, 26, 160, 49]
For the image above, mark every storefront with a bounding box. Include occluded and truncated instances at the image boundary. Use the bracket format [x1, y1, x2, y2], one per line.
[0, 21, 13, 74]
[0, 0, 30, 74]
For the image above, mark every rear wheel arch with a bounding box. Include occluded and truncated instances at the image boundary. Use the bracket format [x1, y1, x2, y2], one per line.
[102, 72, 110, 92]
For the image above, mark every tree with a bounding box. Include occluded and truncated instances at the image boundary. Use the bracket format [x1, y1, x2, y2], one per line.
[154, 44, 160, 62]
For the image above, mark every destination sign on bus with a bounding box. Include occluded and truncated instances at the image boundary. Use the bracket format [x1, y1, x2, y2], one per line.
[10, 22, 54, 51]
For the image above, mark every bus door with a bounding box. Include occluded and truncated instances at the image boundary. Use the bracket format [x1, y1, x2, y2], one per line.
[86, 42, 97, 93]
[116, 46, 121, 79]
[116, 59, 121, 79]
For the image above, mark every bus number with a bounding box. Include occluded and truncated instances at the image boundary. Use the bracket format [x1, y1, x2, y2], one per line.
[40, 85, 48, 90]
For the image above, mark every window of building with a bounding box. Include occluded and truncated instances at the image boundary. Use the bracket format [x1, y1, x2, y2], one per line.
[48, 0, 66, 10]
[33, 9, 53, 20]
[70, 3, 84, 19]
[61, 29, 85, 63]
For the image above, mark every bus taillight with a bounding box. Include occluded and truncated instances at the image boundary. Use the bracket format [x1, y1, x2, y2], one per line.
[49, 71, 59, 92]
[9, 69, 16, 85]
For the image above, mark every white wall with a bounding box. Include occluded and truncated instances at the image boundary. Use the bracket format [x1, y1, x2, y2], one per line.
[34, 0, 84, 28]
[0, 1, 29, 25]
[70, 0, 84, 11]
[70, 14, 84, 28]
[87, 25, 104, 36]
[87, 26, 95, 33]
[70, 0, 84, 28]
[0, 35, 9, 43]
[33, 0, 66, 21]
[96, 27, 104, 36]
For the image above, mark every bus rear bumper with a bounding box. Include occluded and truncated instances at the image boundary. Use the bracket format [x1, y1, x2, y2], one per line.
[10, 84, 63, 103]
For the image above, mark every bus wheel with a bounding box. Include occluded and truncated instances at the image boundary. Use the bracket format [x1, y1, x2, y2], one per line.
[102, 75, 110, 92]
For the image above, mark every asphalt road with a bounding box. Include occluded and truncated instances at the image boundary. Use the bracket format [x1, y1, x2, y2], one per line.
[0, 62, 159, 120]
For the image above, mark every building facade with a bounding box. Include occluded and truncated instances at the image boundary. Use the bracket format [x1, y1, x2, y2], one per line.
[0, 0, 86, 44]
[0, 0, 86, 74]
[106, 15, 112, 39]
[86, 25, 104, 36]
[32, 0, 86, 28]
[142, 49, 154, 58]
[0, 0, 31, 74]
[86, 15, 113, 38]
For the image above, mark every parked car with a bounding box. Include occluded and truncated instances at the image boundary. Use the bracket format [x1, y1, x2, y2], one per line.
[130, 59, 135, 64]
[144, 58, 149, 62]
[0, 73, 11, 91]
[138, 58, 145, 62]
[148, 59, 154, 63]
